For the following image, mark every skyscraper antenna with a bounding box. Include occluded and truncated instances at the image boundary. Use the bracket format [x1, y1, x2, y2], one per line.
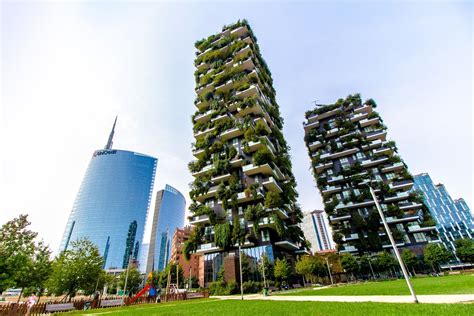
[105, 116, 117, 150]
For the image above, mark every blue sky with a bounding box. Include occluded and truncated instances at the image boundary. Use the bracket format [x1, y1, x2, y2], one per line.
[1, 1, 472, 253]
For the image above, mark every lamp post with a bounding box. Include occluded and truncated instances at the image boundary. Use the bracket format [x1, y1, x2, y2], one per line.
[238, 245, 244, 300]
[122, 257, 132, 306]
[368, 185, 418, 303]
[325, 257, 334, 285]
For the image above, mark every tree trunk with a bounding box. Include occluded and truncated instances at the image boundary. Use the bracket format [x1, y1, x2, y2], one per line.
[411, 267, 416, 277]
[16, 287, 24, 303]
[431, 263, 436, 273]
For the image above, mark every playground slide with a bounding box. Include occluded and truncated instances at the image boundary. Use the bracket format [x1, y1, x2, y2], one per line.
[130, 284, 151, 302]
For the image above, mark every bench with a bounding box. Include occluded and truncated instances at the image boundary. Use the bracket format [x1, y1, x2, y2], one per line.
[100, 299, 123, 307]
[268, 286, 278, 292]
[304, 283, 312, 287]
[45, 303, 75, 312]
[292, 284, 303, 289]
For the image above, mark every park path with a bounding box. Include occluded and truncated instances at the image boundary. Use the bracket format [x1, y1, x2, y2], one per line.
[213, 294, 474, 304]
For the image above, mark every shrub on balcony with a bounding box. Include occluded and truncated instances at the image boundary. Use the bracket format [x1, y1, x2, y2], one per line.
[253, 148, 273, 166]
[232, 217, 246, 246]
[391, 229, 403, 240]
[254, 120, 269, 136]
[352, 213, 367, 230]
[215, 223, 232, 249]
[364, 98, 377, 108]
[272, 214, 286, 237]
[421, 218, 436, 227]
[367, 232, 382, 251]
[324, 199, 338, 215]
[333, 232, 343, 245]
[387, 205, 403, 217]
[265, 191, 282, 209]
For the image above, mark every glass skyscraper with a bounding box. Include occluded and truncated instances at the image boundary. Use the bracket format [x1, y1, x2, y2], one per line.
[413, 173, 473, 255]
[144, 184, 185, 274]
[60, 119, 157, 269]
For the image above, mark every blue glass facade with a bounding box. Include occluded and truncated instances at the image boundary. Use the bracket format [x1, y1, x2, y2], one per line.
[413, 173, 473, 255]
[60, 149, 157, 269]
[144, 185, 185, 274]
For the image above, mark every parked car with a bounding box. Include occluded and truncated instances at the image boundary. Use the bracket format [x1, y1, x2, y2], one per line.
[2, 288, 22, 296]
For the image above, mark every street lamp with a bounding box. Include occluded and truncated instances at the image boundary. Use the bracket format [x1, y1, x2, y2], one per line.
[122, 257, 132, 306]
[368, 185, 418, 303]
[238, 245, 244, 300]
[325, 257, 334, 285]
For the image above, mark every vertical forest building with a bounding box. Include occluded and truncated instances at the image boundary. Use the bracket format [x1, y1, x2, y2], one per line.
[186, 20, 305, 286]
[303, 95, 439, 256]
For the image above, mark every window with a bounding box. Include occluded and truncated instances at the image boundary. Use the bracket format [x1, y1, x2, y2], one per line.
[356, 152, 365, 160]
[238, 206, 243, 215]
[342, 190, 350, 199]
[340, 157, 350, 170]
[261, 229, 270, 242]
[386, 173, 396, 180]
[413, 233, 427, 243]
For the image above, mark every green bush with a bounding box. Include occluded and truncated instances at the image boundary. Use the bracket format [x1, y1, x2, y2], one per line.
[208, 281, 228, 295]
[253, 148, 273, 166]
[242, 281, 263, 294]
[226, 281, 239, 294]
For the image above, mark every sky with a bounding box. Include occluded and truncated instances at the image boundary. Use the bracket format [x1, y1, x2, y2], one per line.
[1, 1, 472, 255]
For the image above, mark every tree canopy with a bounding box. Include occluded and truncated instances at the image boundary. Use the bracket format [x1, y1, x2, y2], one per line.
[455, 239, 474, 264]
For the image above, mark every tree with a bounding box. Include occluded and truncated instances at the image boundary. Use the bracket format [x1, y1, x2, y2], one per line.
[340, 253, 359, 280]
[274, 258, 291, 284]
[401, 249, 419, 276]
[118, 266, 142, 295]
[0, 214, 52, 301]
[258, 254, 273, 284]
[295, 255, 323, 284]
[47, 238, 104, 301]
[455, 239, 474, 264]
[424, 244, 452, 272]
[373, 251, 397, 276]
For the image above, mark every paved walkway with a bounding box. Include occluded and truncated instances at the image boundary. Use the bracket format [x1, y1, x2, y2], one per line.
[213, 294, 474, 304]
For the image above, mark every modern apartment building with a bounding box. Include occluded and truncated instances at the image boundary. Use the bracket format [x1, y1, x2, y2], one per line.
[143, 185, 186, 275]
[303, 95, 439, 256]
[301, 210, 333, 253]
[187, 20, 306, 285]
[169, 226, 201, 285]
[413, 173, 473, 255]
[60, 118, 157, 269]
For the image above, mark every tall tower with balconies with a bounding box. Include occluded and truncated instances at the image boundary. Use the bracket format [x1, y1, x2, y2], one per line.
[186, 20, 306, 286]
[303, 94, 439, 256]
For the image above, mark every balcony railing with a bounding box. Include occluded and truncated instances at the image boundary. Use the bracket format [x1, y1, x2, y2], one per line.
[381, 162, 404, 173]
[243, 163, 284, 180]
[359, 117, 380, 127]
[189, 215, 210, 225]
[196, 242, 220, 254]
[384, 191, 410, 203]
[262, 176, 283, 193]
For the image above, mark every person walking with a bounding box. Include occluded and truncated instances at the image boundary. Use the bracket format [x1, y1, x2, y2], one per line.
[25, 292, 38, 316]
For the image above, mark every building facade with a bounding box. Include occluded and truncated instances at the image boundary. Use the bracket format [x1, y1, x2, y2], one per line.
[413, 173, 473, 255]
[301, 210, 333, 253]
[187, 20, 306, 286]
[303, 95, 439, 256]
[144, 185, 186, 275]
[60, 120, 157, 269]
[169, 226, 201, 285]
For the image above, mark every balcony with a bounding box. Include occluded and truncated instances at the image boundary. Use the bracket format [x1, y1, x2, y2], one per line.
[189, 215, 210, 225]
[336, 199, 375, 210]
[192, 164, 214, 177]
[195, 242, 220, 254]
[235, 84, 258, 99]
[373, 146, 393, 156]
[361, 139, 382, 150]
[366, 130, 387, 141]
[381, 162, 404, 173]
[194, 127, 216, 140]
[360, 157, 388, 168]
[195, 185, 219, 202]
[325, 127, 341, 138]
[382, 242, 405, 249]
[234, 45, 252, 59]
[384, 191, 410, 202]
[308, 140, 323, 151]
[389, 180, 413, 191]
[407, 224, 437, 233]
[195, 99, 210, 111]
[192, 148, 205, 159]
[275, 240, 299, 250]
[247, 136, 276, 155]
[315, 162, 333, 174]
[340, 245, 358, 253]
[212, 172, 232, 183]
[220, 127, 243, 141]
[350, 112, 368, 122]
[243, 163, 284, 180]
[230, 157, 245, 167]
[236, 189, 264, 203]
[342, 233, 359, 241]
[194, 109, 214, 124]
[230, 25, 249, 37]
[329, 214, 351, 222]
[269, 207, 289, 219]
[354, 104, 372, 114]
[328, 174, 344, 184]
[233, 57, 255, 72]
[329, 148, 358, 160]
[399, 202, 423, 211]
[254, 117, 272, 134]
[384, 215, 420, 224]
[195, 82, 214, 96]
[322, 185, 342, 196]
[359, 117, 379, 127]
[303, 120, 320, 133]
[263, 177, 283, 193]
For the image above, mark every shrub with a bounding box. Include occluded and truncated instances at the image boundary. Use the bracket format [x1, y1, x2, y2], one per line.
[242, 281, 263, 294]
[208, 281, 228, 295]
[226, 281, 239, 294]
[253, 148, 273, 166]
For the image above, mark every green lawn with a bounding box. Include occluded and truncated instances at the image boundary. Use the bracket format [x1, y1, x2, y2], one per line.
[69, 299, 473, 315]
[279, 274, 474, 296]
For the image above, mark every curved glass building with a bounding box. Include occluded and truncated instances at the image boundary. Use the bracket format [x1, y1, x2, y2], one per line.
[60, 119, 157, 269]
[143, 184, 185, 274]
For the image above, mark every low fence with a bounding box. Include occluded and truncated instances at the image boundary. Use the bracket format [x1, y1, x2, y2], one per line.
[0, 291, 209, 315]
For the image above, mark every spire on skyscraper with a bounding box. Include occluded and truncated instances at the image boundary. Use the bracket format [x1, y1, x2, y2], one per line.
[104, 116, 117, 150]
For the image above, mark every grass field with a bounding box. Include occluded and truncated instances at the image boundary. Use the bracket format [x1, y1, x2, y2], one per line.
[70, 299, 473, 315]
[278, 274, 474, 296]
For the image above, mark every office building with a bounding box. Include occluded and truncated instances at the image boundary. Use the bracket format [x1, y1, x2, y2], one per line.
[188, 20, 306, 285]
[303, 95, 439, 255]
[60, 118, 157, 269]
[144, 185, 186, 275]
[169, 226, 201, 285]
[413, 173, 473, 254]
[301, 210, 333, 253]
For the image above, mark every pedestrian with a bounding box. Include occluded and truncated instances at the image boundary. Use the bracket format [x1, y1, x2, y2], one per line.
[25, 292, 38, 316]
